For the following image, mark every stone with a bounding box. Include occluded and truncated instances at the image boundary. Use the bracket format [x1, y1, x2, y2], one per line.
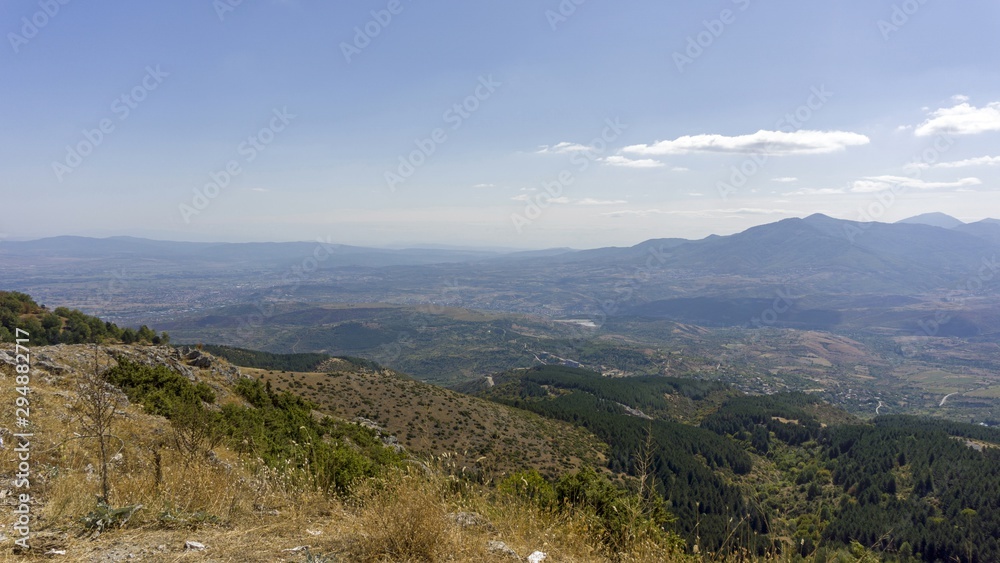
[448, 511, 496, 532]
[487, 540, 521, 560]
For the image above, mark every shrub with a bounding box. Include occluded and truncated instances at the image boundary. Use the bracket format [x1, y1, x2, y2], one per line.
[348, 474, 452, 562]
[498, 469, 556, 509]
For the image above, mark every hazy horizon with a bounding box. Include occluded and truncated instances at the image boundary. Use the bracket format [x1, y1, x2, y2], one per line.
[2, 211, 999, 250]
[3, 1, 999, 248]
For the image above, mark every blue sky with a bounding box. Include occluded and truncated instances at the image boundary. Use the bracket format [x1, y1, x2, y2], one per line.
[2, 0, 999, 248]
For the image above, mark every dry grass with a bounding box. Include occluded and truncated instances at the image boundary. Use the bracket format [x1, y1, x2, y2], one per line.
[249, 365, 609, 479]
[334, 466, 693, 563]
[342, 472, 454, 562]
[0, 346, 698, 562]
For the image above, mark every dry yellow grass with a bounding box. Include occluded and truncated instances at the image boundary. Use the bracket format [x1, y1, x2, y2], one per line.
[248, 365, 609, 479]
[0, 345, 700, 562]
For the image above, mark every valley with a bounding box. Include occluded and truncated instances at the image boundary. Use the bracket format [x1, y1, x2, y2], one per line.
[3, 214, 999, 426]
[3, 212, 1000, 561]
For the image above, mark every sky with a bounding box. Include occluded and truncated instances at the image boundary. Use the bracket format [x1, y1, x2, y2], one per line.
[2, 0, 999, 249]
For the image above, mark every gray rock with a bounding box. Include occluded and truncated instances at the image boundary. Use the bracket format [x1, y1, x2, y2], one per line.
[190, 355, 212, 368]
[354, 417, 384, 432]
[36, 359, 69, 374]
[449, 511, 496, 532]
[487, 540, 521, 560]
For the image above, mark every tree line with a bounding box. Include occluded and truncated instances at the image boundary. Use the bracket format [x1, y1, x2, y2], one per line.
[0, 291, 167, 345]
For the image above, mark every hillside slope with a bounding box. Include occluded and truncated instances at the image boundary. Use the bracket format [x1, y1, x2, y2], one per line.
[0, 344, 682, 561]
[246, 362, 610, 479]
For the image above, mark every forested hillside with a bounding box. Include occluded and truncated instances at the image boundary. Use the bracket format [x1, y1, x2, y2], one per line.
[5, 289, 999, 561]
[821, 417, 1000, 561]
[0, 291, 165, 345]
[478, 366, 1000, 561]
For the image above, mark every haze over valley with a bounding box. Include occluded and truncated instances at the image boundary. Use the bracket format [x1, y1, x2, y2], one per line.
[4, 213, 999, 424]
[4, 1, 1000, 560]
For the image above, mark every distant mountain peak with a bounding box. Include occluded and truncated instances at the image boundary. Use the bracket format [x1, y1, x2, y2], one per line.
[897, 213, 965, 229]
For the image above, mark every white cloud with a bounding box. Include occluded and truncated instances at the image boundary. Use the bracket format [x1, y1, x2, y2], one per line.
[788, 187, 846, 196]
[952, 94, 970, 103]
[601, 209, 665, 218]
[772, 177, 798, 183]
[601, 208, 795, 219]
[577, 198, 628, 205]
[622, 130, 870, 156]
[511, 194, 569, 204]
[536, 142, 592, 154]
[912, 155, 1000, 169]
[472, 183, 496, 189]
[601, 155, 664, 168]
[915, 100, 1000, 136]
[849, 175, 982, 193]
[671, 167, 690, 172]
[717, 208, 797, 215]
[250, 187, 269, 192]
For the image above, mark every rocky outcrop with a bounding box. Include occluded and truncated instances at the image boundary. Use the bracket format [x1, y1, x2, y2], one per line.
[354, 417, 405, 453]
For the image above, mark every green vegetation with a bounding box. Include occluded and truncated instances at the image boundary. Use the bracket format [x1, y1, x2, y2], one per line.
[106, 358, 215, 417]
[516, 365, 728, 415]
[192, 343, 388, 374]
[500, 467, 684, 554]
[701, 393, 825, 454]
[192, 344, 331, 372]
[693, 400, 1000, 561]
[7, 286, 1000, 560]
[481, 366, 1000, 561]
[0, 290, 166, 345]
[103, 358, 404, 495]
[820, 416, 1000, 562]
[486, 366, 767, 555]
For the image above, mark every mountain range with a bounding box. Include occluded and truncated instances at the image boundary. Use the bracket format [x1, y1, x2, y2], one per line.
[3, 214, 998, 333]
